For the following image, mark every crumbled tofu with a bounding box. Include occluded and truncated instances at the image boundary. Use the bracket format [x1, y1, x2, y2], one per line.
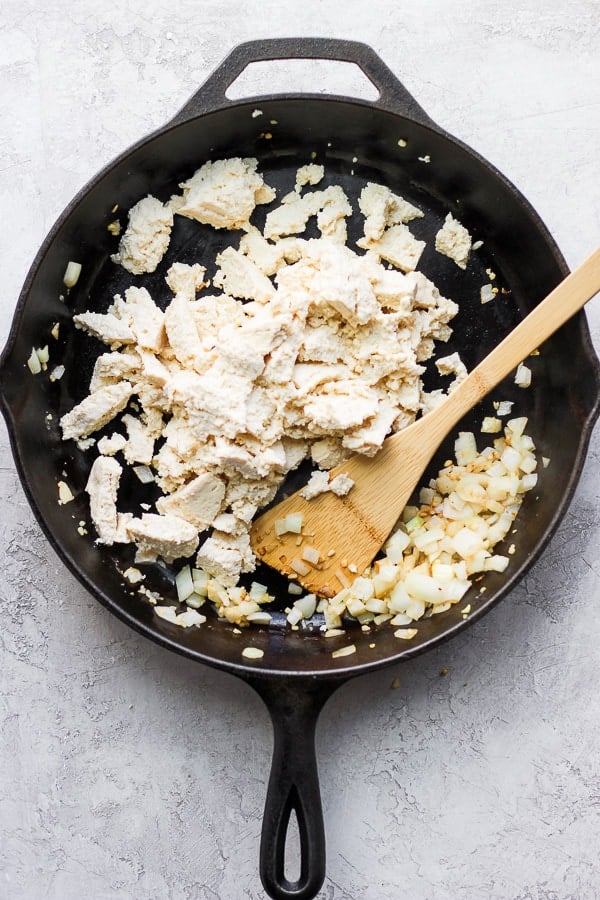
[295, 164, 325, 189]
[329, 473, 354, 496]
[359, 182, 423, 241]
[300, 470, 330, 500]
[435, 213, 472, 269]
[239, 226, 287, 276]
[156, 473, 226, 529]
[310, 438, 351, 470]
[436, 352, 468, 389]
[357, 223, 426, 272]
[213, 246, 275, 302]
[85, 456, 124, 544]
[264, 185, 351, 241]
[171, 157, 274, 229]
[300, 470, 354, 500]
[121, 413, 155, 465]
[73, 312, 135, 348]
[126, 514, 199, 563]
[111, 287, 165, 352]
[165, 262, 208, 298]
[196, 531, 255, 587]
[64, 158, 536, 640]
[163, 295, 204, 370]
[60, 382, 133, 440]
[111, 196, 173, 274]
[123, 566, 144, 584]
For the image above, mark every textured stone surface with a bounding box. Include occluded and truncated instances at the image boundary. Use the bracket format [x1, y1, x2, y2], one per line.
[1, 3, 599, 899]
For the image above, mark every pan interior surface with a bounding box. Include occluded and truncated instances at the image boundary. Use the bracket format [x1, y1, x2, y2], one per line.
[2, 97, 597, 677]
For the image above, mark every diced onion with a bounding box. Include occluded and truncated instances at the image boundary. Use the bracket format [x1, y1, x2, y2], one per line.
[480, 283, 495, 304]
[175, 565, 194, 602]
[36, 345, 49, 366]
[249, 581, 268, 600]
[27, 348, 41, 374]
[285, 513, 304, 534]
[515, 362, 532, 387]
[286, 607, 303, 626]
[133, 465, 155, 483]
[294, 593, 317, 619]
[176, 609, 206, 627]
[155, 606, 178, 623]
[332, 645, 356, 659]
[301, 545, 320, 565]
[394, 628, 418, 640]
[242, 647, 264, 660]
[63, 261, 82, 288]
[455, 431, 478, 465]
[481, 416, 501, 433]
[290, 558, 311, 576]
[49, 365, 65, 382]
[247, 611, 272, 625]
[57, 480, 74, 504]
[191, 568, 209, 596]
[495, 400, 514, 416]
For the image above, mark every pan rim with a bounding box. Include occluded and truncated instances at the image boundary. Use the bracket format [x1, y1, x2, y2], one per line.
[2, 94, 599, 681]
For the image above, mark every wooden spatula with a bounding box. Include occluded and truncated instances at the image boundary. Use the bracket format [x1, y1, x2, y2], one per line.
[250, 248, 600, 597]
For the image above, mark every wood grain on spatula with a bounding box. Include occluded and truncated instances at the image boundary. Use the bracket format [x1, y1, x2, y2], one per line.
[250, 248, 600, 596]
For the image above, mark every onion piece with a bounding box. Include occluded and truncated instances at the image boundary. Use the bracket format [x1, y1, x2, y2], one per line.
[27, 348, 41, 374]
[285, 513, 304, 534]
[515, 362, 532, 387]
[331, 644, 356, 659]
[242, 647, 264, 660]
[175, 565, 194, 602]
[63, 261, 82, 288]
[301, 545, 320, 565]
[290, 558, 311, 577]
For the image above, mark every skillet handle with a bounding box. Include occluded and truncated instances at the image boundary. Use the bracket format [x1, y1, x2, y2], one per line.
[169, 37, 435, 128]
[246, 676, 341, 900]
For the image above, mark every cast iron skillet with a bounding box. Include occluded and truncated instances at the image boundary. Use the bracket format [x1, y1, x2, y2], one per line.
[1, 39, 599, 900]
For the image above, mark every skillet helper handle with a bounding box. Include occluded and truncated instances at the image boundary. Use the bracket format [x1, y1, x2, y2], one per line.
[248, 677, 340, 900]
[170, 37, 435, 127]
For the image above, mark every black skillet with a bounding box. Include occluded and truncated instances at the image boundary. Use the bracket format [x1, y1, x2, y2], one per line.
[1, 38, 599, 900]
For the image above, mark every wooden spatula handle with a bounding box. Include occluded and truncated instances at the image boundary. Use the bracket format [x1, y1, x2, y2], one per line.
[421, 247, 600, 445]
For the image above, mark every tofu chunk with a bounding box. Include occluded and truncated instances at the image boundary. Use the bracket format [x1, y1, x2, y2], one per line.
[126, 514, 199, 563]
[165, 262, 208, 299]
[357, 223, 426, 272]
[111, 196, 173, 274]
[359, 182, 423, 241]
[172, 157, 274, 230]
[122, 413, 155, 465]
[213, 246, 275, 303]
[111, 287, 165, 352]
[435, 213, 472, 269]
[295, 164, 325, 189]
[164, 295, 204, 370]
[196, 530, 255, 588]
[155, 473, 226, 529]
[85, 455, 125, 545]
[60, 382, 133, 441]
[73, 312, 134, 348]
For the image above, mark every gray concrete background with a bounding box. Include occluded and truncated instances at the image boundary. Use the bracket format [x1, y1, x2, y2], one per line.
[1, 2, 600, 898]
